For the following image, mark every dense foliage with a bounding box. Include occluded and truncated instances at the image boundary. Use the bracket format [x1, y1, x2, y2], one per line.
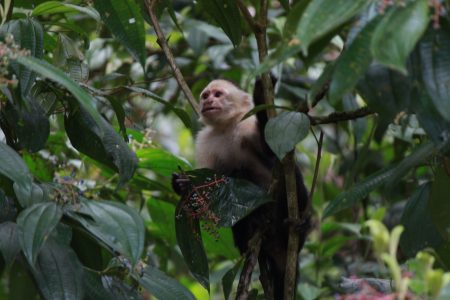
[0, 0, 450, 299]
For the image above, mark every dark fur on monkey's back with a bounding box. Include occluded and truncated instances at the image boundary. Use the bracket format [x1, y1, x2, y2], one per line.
[231, 77, 310, 300]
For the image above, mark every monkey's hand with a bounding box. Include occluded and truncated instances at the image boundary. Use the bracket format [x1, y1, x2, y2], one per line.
[171, 172, 191, 195]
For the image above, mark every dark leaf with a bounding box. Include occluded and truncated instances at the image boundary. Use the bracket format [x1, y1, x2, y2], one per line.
[197, 0, 242, 46]
[175, 207, 209, 291]
[83, 271, 141, 300]
[0, 189, 17, 222]
[429, 167, 450, 239]
[418, 23, 450, 123]
[400, 184, 444, 257]
[137, 265, 196, 300]
[93, 0, 146, 68]
[67, 198, 145, 266]
[65, 104, 138, 185]
[31, 240, 85, 300]
[329, 16, 381, 104]
[17, 202, 63, 265]
[0, 222, 20, 266]
[265, 112, 310, 160]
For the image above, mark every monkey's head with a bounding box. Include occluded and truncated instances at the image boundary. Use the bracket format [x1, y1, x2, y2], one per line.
[199, 80, 253, 127]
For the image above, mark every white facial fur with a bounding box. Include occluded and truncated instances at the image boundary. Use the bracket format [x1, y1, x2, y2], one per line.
[199, 80, 253, 127]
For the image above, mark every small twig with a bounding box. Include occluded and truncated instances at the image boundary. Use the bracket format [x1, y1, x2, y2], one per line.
[236, 0, 261, 32]
[311, 80, 330, 108]
[236, 231, 263, 300]
[310, 107, 374, 125]
[309, 130, 324, 202]
[144, 0, 200, 116]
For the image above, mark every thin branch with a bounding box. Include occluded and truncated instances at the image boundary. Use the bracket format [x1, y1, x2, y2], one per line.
[144, 0, 200, 116]
[309, 130, 324, 201]
[310, 107, 374, 125]
[236, 231, 262, 300]
[236, 0, 261, 32]
[283, 151, 299, 300]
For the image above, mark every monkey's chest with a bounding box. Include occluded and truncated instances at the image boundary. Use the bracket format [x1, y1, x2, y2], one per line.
[196, 133, 249, 174]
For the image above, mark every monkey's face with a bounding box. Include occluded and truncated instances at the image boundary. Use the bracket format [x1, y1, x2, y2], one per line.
[199, 80, 252, 127]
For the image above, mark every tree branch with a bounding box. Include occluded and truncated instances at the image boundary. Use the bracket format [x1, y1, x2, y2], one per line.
[144, 0, 200, 116]
[236, 231, 262, 300]
[310, 107, 374, 125]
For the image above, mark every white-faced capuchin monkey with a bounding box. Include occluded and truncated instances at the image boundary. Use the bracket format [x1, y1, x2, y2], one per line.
[175, 77, 310, 300]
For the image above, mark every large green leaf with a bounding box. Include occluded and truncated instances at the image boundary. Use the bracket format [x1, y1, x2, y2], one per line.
[265, 112, 310, 160]
[418, 24, 450, 123]
[0, 18, 44, 96]
[0, 141, 33, 205]
[137, 148, 191, 177]
[371, 0, 429, 74]
[17, 202, 63, 265]
[0, 222, 20, 266]
[400, 184, 444, 257]
[175, 207, 209, 292]
[222, 260, 243, 300]
[93, 0, 146, 68]
[32, 1, 100, 21]
[197, 0, 241, 47]
[329, 16, 381, 104]
[68, 198, 145, 266]
[31, 240, 85, 300]
[65, 104, 138, 185]
[137, 265, 196, 300]
[15, 56, 103, 126]
[297, 0, 369, 54]
[83, 271, 143, 300]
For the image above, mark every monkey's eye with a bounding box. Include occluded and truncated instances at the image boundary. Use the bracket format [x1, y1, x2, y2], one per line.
[201, 92, 209, 100]
[214, 91, 222, 97]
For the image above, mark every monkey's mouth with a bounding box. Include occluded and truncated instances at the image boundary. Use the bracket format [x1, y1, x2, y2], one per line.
[202, 107, 221, 113]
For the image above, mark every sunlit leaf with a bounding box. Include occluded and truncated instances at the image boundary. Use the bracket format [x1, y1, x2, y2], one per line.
[371, 0, 429, 74]
[93, 0, 146, 68]
[297, 0, 369, 54]
[137, 148, 191, 177]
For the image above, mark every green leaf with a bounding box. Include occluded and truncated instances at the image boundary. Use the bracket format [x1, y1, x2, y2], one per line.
[0, 141, 33, 205]
[83, 271, 141, 300]
[222, 260, 243, 300]
[17, 202, 63, 265]
[283, 0, 311, 38]
[175, 207, 209, 291]
[93, 0, 146, 68]
[15, 56, 103, 127]
[197, 0, 242, 47]
[137, 148, 191, 177]
[68, 198, 145, 266]
[371, 0, 429, 74]
[0, 19, 44, 96]
[265, 112, 310, 160]
[137, 265, 196, 300]
[323, 165, 396, 218]
[297, 0, 369, 54]
[31, 240, 85, 300]
[400, 184, 444, 257]
[65, 104, 138, 185]
[127, 87, 192, 129]
[0, 222, 20, 266]
[329, 16, 381, 104]
[13, 182, 45, 208]
[32, 1, 78, 16]
[429, 167, 450, 239]
[9, 262, 40, 300]
[418, 24, 450, 123]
